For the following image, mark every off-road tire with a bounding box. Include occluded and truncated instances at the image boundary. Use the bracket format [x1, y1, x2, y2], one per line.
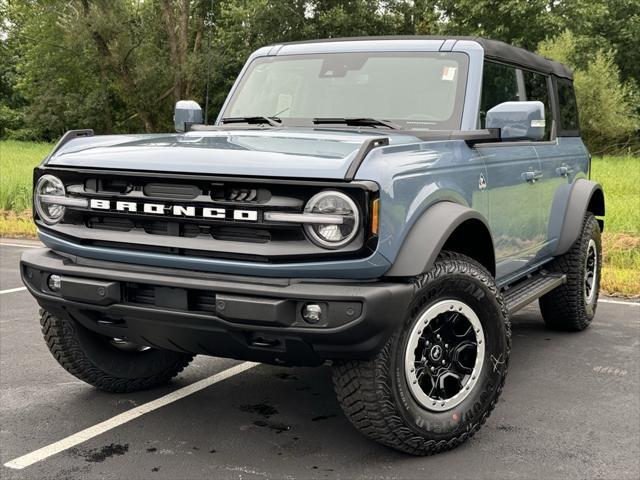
[539, 212, 602, 331]
[41, 310, 193, 393]
[332, 252, 511, 455]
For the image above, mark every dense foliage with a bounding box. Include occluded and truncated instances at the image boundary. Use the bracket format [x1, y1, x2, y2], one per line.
[1, 0, 638, 152]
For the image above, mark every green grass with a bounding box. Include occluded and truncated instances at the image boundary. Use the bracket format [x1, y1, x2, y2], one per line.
[0, 140, 53, 211]
[0, 140, 638, 294]
[591, 155, 640, 296]
[591, 156, 640, 234]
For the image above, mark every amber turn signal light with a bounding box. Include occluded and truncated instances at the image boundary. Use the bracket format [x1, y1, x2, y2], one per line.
[371, 198, 380, 235]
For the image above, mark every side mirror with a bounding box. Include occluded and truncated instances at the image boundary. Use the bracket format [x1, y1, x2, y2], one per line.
[174, 100, 203, 132]
[486, 101, 545, 141]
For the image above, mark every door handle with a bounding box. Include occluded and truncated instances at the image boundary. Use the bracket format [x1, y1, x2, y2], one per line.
[521, 170, 543, 183]
[556, 165, 573, 177]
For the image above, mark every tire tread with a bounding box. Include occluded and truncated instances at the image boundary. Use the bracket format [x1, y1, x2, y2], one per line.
[333, 252, 511, 455]
[40, 310, 193, 393]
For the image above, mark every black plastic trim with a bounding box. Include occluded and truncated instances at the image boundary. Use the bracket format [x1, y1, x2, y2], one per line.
[47, 129, 94, 161]
[344, 137, 390, 180]
[21, 248, 414, 365]
[385, 201, 495, 277]
[552, 180, 605, 256]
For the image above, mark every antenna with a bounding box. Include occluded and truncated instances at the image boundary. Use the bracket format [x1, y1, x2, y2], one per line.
[204, 0, 214, 124]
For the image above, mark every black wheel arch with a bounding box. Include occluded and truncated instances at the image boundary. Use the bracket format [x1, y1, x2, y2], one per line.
[551, 179, 605, 257]
[384, 201, 496, 278]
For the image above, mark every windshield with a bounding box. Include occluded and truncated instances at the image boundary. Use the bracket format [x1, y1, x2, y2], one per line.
[222, 51, 469, 130]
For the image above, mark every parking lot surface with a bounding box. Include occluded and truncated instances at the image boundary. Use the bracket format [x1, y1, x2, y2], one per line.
[1, 241, 639, 480]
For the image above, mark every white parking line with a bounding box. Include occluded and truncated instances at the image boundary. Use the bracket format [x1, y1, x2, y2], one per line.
[0, 287, 27, 295]
[3, 361, 258, 470]
[0, 242, 41, 249]
[600, 298, 640, 307]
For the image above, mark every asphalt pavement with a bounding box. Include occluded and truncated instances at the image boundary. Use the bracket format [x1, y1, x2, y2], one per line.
[1, 240, 639, 480]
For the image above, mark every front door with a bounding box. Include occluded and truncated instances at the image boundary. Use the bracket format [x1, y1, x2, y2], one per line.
[478, 144, 545, 280]
[477, 61, 546, 282]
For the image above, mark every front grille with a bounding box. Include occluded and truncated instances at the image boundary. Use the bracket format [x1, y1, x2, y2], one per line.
[36, 168, 377, 262]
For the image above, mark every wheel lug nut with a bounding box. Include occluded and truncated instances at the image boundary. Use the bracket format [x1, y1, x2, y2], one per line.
[444, 344, 448, 348]
[441, 360, 445, 365]
[430, 366, 435, 372]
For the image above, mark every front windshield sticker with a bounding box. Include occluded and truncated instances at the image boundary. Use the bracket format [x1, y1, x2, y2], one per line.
[442, 66, 457, 82]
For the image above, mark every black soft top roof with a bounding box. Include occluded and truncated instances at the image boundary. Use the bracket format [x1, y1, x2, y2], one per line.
[278, 36, 573, 80]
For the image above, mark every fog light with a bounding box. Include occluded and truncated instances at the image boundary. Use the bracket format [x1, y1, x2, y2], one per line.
[302, 304, 322, 324]
[47, 274, 61, 292]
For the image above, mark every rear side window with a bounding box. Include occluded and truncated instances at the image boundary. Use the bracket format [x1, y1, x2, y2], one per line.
[556, 80, 579, 132]
[480, 62, 520, 128]
[522, 70, 552, 140]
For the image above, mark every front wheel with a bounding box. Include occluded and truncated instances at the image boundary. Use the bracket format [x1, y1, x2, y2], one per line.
[41, 310, 193, 392]
[332, 252, 511, 455]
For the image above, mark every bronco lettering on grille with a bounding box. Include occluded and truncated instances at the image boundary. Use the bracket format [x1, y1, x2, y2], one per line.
[89, 199, 258, 221]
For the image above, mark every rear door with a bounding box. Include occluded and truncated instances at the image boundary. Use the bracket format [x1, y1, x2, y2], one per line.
[521, 70, 567, 256]
[476, 61, 545, 281]
[531, 76, 589, 255]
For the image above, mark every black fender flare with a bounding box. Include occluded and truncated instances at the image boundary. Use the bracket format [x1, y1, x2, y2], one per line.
[385, 201, 495, 277]
[551, 179, 605, 256]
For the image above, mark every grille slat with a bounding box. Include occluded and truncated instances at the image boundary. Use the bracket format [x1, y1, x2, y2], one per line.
[125, 282, 216, 314]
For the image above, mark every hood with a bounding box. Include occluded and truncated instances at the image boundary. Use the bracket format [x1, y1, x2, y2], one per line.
[46, 128, 420, 180]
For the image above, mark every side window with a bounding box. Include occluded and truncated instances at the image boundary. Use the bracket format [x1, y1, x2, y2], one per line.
[480, 62, 520, 128]
[522, 70, 552, 140]
[556, 79, 579, 133]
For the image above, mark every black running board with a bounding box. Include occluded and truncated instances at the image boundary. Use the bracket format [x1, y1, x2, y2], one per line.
[503, 272, 566, 314]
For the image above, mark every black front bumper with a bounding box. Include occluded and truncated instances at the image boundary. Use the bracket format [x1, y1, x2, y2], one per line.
[21, 249, 414, 366]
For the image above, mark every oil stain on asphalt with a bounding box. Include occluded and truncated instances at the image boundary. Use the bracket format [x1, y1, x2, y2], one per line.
[69, 443, 129, 463]
[239, 401, 292, 433]
[239, 403, 279, 417]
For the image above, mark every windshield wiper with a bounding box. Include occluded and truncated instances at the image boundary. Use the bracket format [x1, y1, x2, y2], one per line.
[221, 116, 282, 127]
[312, 117, 400, 129]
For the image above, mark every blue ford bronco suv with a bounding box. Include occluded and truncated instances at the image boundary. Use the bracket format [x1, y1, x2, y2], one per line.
[21, 36, 605, 455]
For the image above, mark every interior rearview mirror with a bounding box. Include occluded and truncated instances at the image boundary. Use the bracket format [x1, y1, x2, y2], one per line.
[486, 101, 545, 141]
[174, 100, 203, 132]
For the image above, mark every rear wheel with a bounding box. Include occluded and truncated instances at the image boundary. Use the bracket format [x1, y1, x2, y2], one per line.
[40, 310, 193, 392]
[332, 252, 511, 455]
[539, 212, 602, 331]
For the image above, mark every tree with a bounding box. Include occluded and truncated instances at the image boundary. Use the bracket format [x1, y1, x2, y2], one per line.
[539, 31, 639, 154]
[1, 0, 638, 152]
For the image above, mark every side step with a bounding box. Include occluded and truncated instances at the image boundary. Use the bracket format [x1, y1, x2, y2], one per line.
[503, 271, 566, 314]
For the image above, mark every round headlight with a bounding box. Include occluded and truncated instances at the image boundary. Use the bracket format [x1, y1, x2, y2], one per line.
[35, 174, 66, 224]
[303, 190, 360, 248]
